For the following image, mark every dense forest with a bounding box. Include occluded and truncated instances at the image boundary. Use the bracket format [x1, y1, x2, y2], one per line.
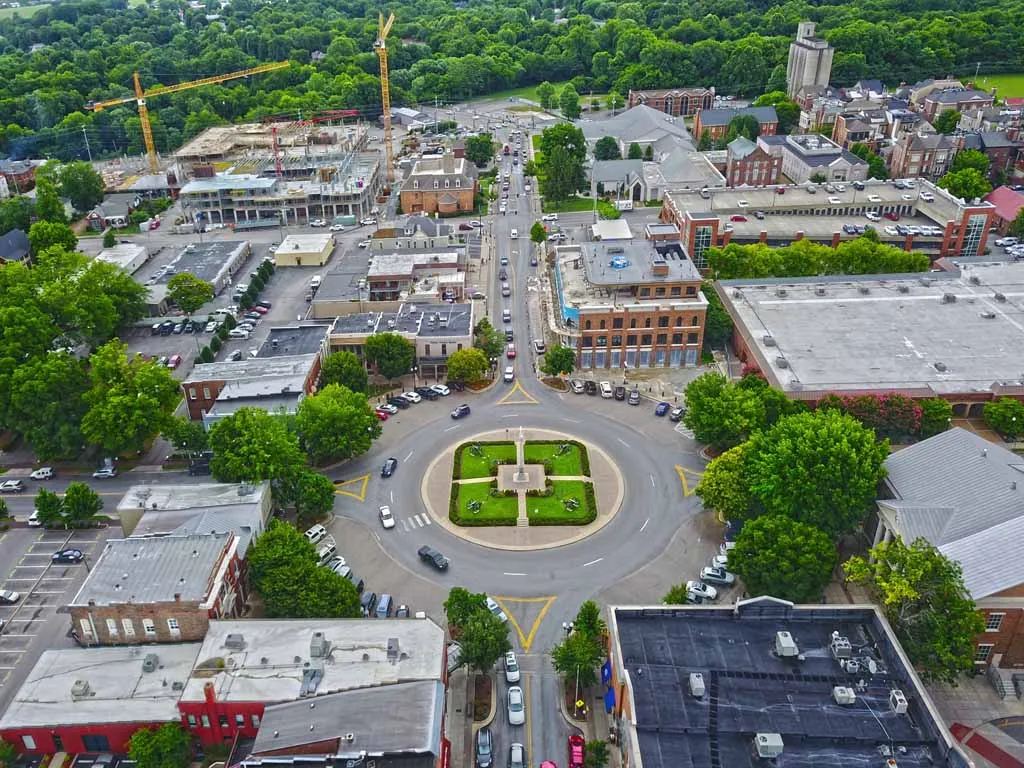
[0, 0, 1022, 161]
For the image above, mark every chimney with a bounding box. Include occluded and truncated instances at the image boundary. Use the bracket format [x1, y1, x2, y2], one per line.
[174, 593, 181, 601]
[442, 153, 455, 174]
[203, 682, 217, 704]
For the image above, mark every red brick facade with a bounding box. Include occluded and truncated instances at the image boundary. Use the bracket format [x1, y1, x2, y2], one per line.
[628, 88, 714, 117]
[726, 146, 781, 187]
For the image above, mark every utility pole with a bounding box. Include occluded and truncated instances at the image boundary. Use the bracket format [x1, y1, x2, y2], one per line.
[82, 127, 93, 163]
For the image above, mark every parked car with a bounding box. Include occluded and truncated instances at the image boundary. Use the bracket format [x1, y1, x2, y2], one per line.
[686, 580, 718, 600]
[504, 651, 521, 683]
[700, 566, 736, 585]
[448, 380, 466, 391]
[330, 224, 345, 232]
[29, 467, 54, 481]
[388, 397, 410, 410]
[459, 223, 474, 231]
[996, 237, 1019, 247]
[730, 214, 747, 222]
[381, 457, 398, 478]
[507, 686, 526, 725]
[599, 381, 613, 398]
[506, 343, 516, 359]
[310, 218, 326, 227]
[533, 339, 546, 354]
[379, 505, 395, 529]
[374, 408, 389, 420]
[52, 549, 84, 564]
[360, 217, 378, 226]
[570, 379, 585, 394]
[469, 220, 483, 228]
[401, 391, 422, 404]
[418, 545, 449, 571]
[508, 743, 527, 768]
[654, 401, 671, 416]
[451, 404, 472, 419]
[0, 589, 21, 605]
[431, 384, 450, 396]
[613, 385, 626, 401]
[486, 597, 508, 622]
[167, 354, 182, 369]
[229, 329, 250, 339]
[92, 467, 117, 479]
[304, 524, 327, 545]
[476, 727, 494, 768]
[628, 389, 640, 405]
[584, 380, 598, 396]
[542, 213, 558, 222]
[415, 386, 439, 400]
[669, 406, 686, 422]
[360, 591, 378, 616]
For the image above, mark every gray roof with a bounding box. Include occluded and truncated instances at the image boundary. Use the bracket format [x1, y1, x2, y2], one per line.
[402, 214, 453, 238]
[979, 131, 1018, 149]
[180, 175, 278, 194]
[581, 104, 694, 148]
[257, 325, 329, 358]
[696, 106, 778, 128]
[331, 303, 472, 338]
[251, 681, 444, 756]
[582, 241, 700, 287]
[152, 240, 248, 286]
[70, 533, 232, 606]
[0, 228, 29, 262]
[186, 353, 318, 384]
[927, 88, 991, 104]
[727, 136, 757, 159]
[647, 147, 726, 188]
[590, 159, 644, 184]
[882, 427, 1024, 598]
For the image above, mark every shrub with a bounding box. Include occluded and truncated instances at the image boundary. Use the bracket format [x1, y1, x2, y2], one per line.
[199, 347, 215, 363]
[222, 314, 237, 330]
[251, 274, 265, 292]
[983, 397, 1024, 439]
[217, 325, 229, 341]
[209, 335, 222, 353]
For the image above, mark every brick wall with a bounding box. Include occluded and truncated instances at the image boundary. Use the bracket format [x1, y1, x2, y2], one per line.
[69, 599, 211, 645]
[976, 607, 1024, 668]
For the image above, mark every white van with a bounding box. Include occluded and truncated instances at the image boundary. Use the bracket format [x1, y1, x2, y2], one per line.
[504, 366, 515, 382]
[316, 538, 337, 566]
[510, 228, 519, 239]
[310, 275, 322, 289]
[304, 524, 327, 545]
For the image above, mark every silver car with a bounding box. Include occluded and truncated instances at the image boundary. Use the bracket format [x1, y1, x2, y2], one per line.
[508, 743, 526, 768]
[507, 685, 525, 726]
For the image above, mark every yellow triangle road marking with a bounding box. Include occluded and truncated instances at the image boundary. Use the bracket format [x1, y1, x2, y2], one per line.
[334, 474, 369, 502]
[493, 595, 556, 653]
[675, 465, 703, 497]
[497, 379, 539, 405]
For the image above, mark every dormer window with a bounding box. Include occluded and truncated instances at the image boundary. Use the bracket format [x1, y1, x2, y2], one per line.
[455, 179, 460, 188]
[433, 180, 439, 189]
[445, 180, 450, 188]
[413, 180, 419, 190]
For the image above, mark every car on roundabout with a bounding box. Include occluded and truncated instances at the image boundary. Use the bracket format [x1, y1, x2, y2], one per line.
[451, 404, 471, 419]
[418, 545, 449, 571]
[381, 457, 398, 478]
[378, 505, 395, 529]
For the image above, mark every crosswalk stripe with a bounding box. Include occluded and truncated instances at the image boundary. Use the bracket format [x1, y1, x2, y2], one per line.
[413, 515, 424, 527]
[423, 515, 432, 526]
[401, 519, 410, 531]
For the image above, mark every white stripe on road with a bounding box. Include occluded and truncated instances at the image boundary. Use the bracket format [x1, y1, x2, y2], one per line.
[413, 515, 424, 527]
[444, 425, 459, 432]
[640, 518, 649, 532]
[500, 413, 519, 418]
[582, 558, 604, 568]
[422, 515, 432, 526]
[401, 519, 411, 531]
[503, 572, 527, 576]
[650, 474, 655, 487]
[404, 450, 414, 461]
[617, 437, 630, 448]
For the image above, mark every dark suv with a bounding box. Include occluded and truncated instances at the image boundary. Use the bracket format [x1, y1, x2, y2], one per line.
[613, 385, 626, 401]
[584, 380, 598, 396]
[381, 457, 398, 478]
[415, 386, 439, 401]
[387, 396, 410, 409]
[475, 726, 493, 768]
[418, 545, 449, 571]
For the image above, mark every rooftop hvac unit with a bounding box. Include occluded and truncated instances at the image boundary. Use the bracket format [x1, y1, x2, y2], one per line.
[889, 689, 909, 714]
[142, 653, 160, 673]
[733, 290, 743, 298]
[71, 679, 91, 698]
[832, 686, 857, 705]
[776, 631, 799, 657]
[815, 287, 826, 296]
[775, 357, 789, 369]
[970, 276, 981, 285]
[934, 362, 947, 372]
[897, 285, 910, 293]
[755, 733, 784, 759]
[830, 634, 852, 660]
[689, 672, 706, 698]
[310, 632, 331, 658]
[762, 335, 776, 346]
[994, 292, 1007, 302]
[858, 285, 870, 294]
[775, 288, 787, 297]
[942, 293, 957, 303]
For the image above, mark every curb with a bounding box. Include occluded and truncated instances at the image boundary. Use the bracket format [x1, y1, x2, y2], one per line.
[555, 675, 588, 734]
[471, 672, 498, 737]
[418, 427, 625, 552]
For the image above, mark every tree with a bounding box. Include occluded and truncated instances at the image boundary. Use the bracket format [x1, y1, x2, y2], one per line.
[541, 144, 585, 202]
[59, 161, 105, 212]
[162, 416, 209, 457]
[81, 341, 182, 457]
[62, 481, 103, 528]
[560, 84, 581, 120]
[459, 610, 512, 672]
[950, 149, 990, 176]
[937, 167, 992, 201]
[102, 229, 116, 248]
[465, 133, 495, 167]
[320, 351, 367, 393]
[682, 372, 765, 452]
[247, 519, 317, 586]
[166, 273, 213, 315]
[474, 318, 505, 360]
[983, 397, 1024, 438]
[664, 583, 693, 604]
[541, 345, 575, 376]
[0, 498, 9, 526]
[536, 81, 556, 110]
[551, 630, 603, 688]
[208, 407, 305, 485]
[444, 587, 489, 632]
[725, 114, 760, 142]
[809, 172, 828, 184]
[530, 221, 547, 244]
[446, 348, 488, 382]
[128, 723, 191, 768]
[1008, 208, 1024, 239]
[731, 515, 836, 602]
[34, 489, 65, 529]
[932, 109, 961, 135]
[845, 537, 985, 684]
[606, 91, 624, 112]
[34, 173, 65, 224]
[28, 221, 77, 256]
[364, 332, 415, 381]
[919, 398, 953, 438]
[261, 560, 362, 618]
[295, 384, 381, 465]
[584, 740, 610, 768]
[7, 352, 90, 460]
[573, 600, 606, 641]
[695, 445, 753, 522]
[627, 142, 643, 160]
[643, 144, 653, 161]
[702, 282, 732, 351]
[293, 469, 337, 524]
[744, 410, 889, 539]
[753, 91, 800, 134]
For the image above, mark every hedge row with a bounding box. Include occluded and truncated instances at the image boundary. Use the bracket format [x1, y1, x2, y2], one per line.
[521, 439, 591, 475]
[451, 440, 516, 480]
[526, 478, 555, 497]
[527, 482, 597, 526]
[448, 483, 518, 527]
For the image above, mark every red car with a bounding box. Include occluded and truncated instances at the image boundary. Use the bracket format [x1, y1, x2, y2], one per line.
[883, 212, 901, 221]
[506, 343, 516, 359]
[730, 214, 747, 222]
[374, 409, 389, 421]
[568, 734, 585, 768]
[251, 305, 270, 314]
[458, 223, 473, 231]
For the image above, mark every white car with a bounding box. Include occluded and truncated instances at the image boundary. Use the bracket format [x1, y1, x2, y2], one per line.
[358, 240, 371, 248]
[29, 467, 54, 480]
[486, 596, 508, 622]
[378, 403, 399, 414]
[92, 467, 117, 479]
[329, 224, 345, 232]
[469, 220, 483, 228]
[268, 244, 279, 253]
[229, 329, 250, 339]
[430, 384, 450, 396]
[379, 505, 396, 529]
[310, 219, 327, 227]
[865, 211, 881, 222]
[995, 237, 1019, 247]
[686, 580, 718, 600]
[884, 226, 898, 236]
[541, 213, 558, 222]
[507, 686, 525, 726]
[360, 217, 377, 226]
[402, 391, 422, 404]
[504, 651, 521, 683]
[0, 589, 21, 605]
[305, 525, 327, 545]
[204, 321, 219, 332]
[712, 553, 729, 569]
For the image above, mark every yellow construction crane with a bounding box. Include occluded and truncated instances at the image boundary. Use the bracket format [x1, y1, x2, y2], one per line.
[375, 11, 397, 185]
[87, 61, 290, 174]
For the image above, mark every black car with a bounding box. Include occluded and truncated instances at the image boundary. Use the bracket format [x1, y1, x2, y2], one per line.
[853, 180, 866, 190]
[447, 380, 466, 392]
[505, 329, 514, 341]
[418, 545, 449, 571]
[584, 380, 598, 396]
[498, 268, 508, 280]
[360, 591, 378, 616]
[388, 397, 410, 409]
[395, 604, 410, 618]
[381, 457, 398, 478]
[451, 404, 471, 419]
[256, 300, 272, 309]
[52, 549, 84, 564]
[159, 320, 175, 335]
[475, 726, 493, 768]
[415, 386, 439, 401]
[613, 385, 626, 401]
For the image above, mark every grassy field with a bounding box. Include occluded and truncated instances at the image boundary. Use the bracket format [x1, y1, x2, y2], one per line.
[526, 481, 595, 524]
[453, 482, 519, 525]
[524, 442, 584, 476]
[487, 80, 572, 105]
[456, 441, 517, 479]
[975, 73, 1024, 99]
[0, 3, 49, 19]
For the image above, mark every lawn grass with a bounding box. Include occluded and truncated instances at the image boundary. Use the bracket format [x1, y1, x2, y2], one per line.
[453, 481, 519, 525]
[526, 481, 595, 525]
[976, 73, 1024, 99]
[541, 196, 596, 213]
[487, 80, 572, 105]
[523, 442, 584, 476]
[0, 3, 49, 19]
[456, 441, 516, 479]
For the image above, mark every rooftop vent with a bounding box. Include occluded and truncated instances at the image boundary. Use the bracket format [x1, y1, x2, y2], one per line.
[980, 311, 996, 319]
[775, 288, 787, 297]
[934, 362, 947, 372]
[858, 285, 870, 294]
[310, 632, 331, 658]
[755, 733, 784, 759]
[775, 631, 799, 657]
[969, 276, 981, 285]
[994, 292, 1007, 302]
[942, 293, 957, 303]
[833, 686, 857, 705]
[897, 285, 910, 293]
[171, 681, 184, 691]
[762, 335, 776, 347]
[223, 632, 245, 650]
[71, 680, 91, 698]
[775, 357, 789, 369]
[688, 672, 705, 697]
[142, 653, 160, 673]
[830, 633, 852, 660]
[387, 637, 400, 660]
[889, 688, 909, 714]
[815, 287, 826, 296]
[733, 290, 742, 299]
[344, 733, 356, 743]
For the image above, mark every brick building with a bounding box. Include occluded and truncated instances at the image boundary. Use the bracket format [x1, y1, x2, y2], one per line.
[888, 131, 959, 180]
[551, 241, 707, 370]
[399, 153, 478, 215]
[986, 185, 1024, 234]
[920, 88, 994, 123]
[961, 132, 1024, 182]
[873, 428, 1024, 672]
[627, 87, 714, 117]
[693, 106, 779, 142]
[724, 136, 781, 187]
[66, 533, 245, 645]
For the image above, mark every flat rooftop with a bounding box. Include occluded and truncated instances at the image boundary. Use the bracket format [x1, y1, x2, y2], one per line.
[213, 379, 305, 403]
[95, 243, 147, 273]
[582, 241, 701, 287]
[725, 212, 944, 247]
[257, 325, 329, 358]
[251, 681, 444, 756]
[186, 353, 318, 384]
[153, 240, 248, 286]
[277, 233, 332, 253]
[331, 303, 472, 337]
[367, 251, 460, 278]
[612, 600, 964, 768]
[117, 482, 269, 514]
[0, 644, 202, 728]
[70, 533, 231, 607]
[718, 260, 1024, 397]
[181, 175, 278, 194]
[317, 249, 371, 301]
[180, 618, 445, 704]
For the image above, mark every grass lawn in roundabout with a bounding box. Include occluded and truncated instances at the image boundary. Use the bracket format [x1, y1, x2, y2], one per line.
[526, 480, 596, 525]
[455, 441, 517, 479]
[451, 480, 519, 526]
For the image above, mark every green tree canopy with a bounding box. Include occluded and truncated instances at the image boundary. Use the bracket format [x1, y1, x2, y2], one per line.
[34, 488, 65, 528]
[536, 81, 556, 110]
[627, 141, 643, 159]
[28, 221, 77, 256]
[34, 172, 65, 224]
[731, 515, 837, 602]
[932, 109, 961, 134]
[295, 383, 381, 465]
[102, 229, 117, 248]
[465, 132, 495, 167]
[594, 136, 621, 160]
[293, 469, 337, 524]
[459, 609, 512, 672]
[208, 407, 305, 485]
[753, 91, 800, 133]
[444, 587, 489, 632]
[6, 351, 89, 460]
[559, 83, 581, 119]
[695, 444, 752, 522]
[551, 629, 604, 688]
[58, 161, 105, 212]
[937, 167, 992, 200]
[166, 272, 213, 315]
[1008, 209, 1024, 239]
[530, 221, 547, 244]
[683, 372, 765, 452]
[708, 237, 929, 280]
[247, 519, 317, 586]
[983, 397, 1024, 438]
[364, 332, 416, 380]
[62, 482, 104, 527]
[162, 416, 210, 457]
[474, 317, 506, 360]
[950, 149, 990, 175]
[320, 351, 368, 393]
[540, 345, 575, 376]
[128, 724, 191, 768]
[845, 536, 985, 684]
[446, 347, 488, 382]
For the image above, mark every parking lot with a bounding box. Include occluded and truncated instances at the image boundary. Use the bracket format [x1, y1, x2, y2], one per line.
[0, 527, 110, 706]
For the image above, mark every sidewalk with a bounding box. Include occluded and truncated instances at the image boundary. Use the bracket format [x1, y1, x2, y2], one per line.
[447, 667, 473, 765]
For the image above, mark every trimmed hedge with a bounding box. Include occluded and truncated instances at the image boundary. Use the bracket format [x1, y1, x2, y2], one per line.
[522, 439, 591, 476]
[199, 346, 215, 363]
[452, 440, 516, 480]
[528, 481, 597, 526]
[209, 335, 222, 353]
[449, 482, 518, 527]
